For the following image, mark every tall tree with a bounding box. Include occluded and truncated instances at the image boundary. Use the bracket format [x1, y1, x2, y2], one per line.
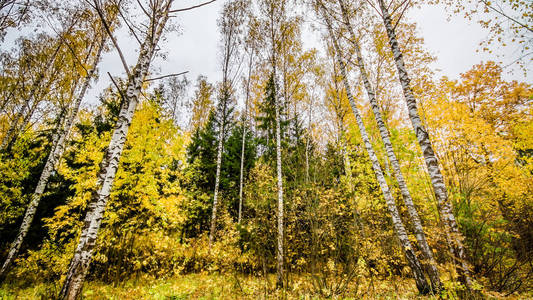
[337, 0, 441, 291]
[318, 2, 431, 294]
[0, 12, 109, 279]
[238, 22, 256, 224]
[375, 0, 472, 287]
[209, 0, 246, 246]
[59, 0, 176, 298]
[257, 0, 291, 286]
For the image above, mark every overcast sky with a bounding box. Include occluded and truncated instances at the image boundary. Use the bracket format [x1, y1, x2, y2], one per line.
[5, 1, 530, 109]
[85, 0, 529, 107]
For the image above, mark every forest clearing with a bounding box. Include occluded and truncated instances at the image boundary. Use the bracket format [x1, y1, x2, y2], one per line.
[0, 0, 531, 299]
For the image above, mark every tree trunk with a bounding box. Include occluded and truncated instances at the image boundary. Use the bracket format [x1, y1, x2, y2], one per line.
[0, 36, 106, 280]
[338, 0, 442, 291]
[275, 72, 284, 289]
[209, 117, 225, 246]
[376, 0, 471, 287]
[270, 20, 285, 290]
[320, 4, 430, 294]
[59, 3, 171, 298]
[238, 51, 253, 225]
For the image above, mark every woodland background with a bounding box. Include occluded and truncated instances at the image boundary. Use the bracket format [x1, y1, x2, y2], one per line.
[0, 0, 531, 298]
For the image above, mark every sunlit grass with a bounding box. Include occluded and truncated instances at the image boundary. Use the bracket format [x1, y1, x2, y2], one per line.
[0, 273, 443, 299]
[2, 272, 530, 299]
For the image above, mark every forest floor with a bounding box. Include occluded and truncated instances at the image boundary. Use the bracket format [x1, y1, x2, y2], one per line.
[0, 273, 529, 299]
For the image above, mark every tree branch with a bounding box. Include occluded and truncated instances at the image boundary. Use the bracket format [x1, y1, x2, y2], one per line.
[107, 72, 127, 101]
[94, 0, 131, 76]
[144, 71, 189, 82]
[169, 0, 216, 13]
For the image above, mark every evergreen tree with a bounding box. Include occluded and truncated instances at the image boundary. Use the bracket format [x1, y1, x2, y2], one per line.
[222, 123, 256, 219]
[186, 110, 218, 193]
[256, 74, 289, 163]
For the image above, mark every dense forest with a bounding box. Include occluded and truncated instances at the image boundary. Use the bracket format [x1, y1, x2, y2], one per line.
[0, 0, 531, 299]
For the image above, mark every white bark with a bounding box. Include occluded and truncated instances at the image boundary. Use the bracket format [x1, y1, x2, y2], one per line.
[238, 51, 253, 225]
[209, 119, 225, 246]
[320, 4, 430, 293]
[337, 0, 441, 291]
[209, 1, 243, 243]
[269, 7, 285, 288]
[376, 0, 471, 287]
[59, 2, 172, 298]
[275, 73, 284, 288]
[0, 36, 106, 279]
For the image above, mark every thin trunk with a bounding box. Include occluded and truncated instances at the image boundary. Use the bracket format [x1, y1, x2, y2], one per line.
[0, 36, 106, 280]
[275, 73, 284, 288]
[238, 51, 253, 225]
[59, 3, 171, 298]
[376, 0, 471, 287]
[209, 117, 225, 246]
[209, 1, 240, 242]
[209, 64, 231, 245]
[320, 4, 430, 294]
[1, 42, 62, 150]
[338, 0, 441, 291]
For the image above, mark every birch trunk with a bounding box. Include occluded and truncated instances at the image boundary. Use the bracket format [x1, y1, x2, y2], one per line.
[209, 1, 243, 242]
[275, 73, 284, 288]
[376, 0, 471, 287]
[271, 28, 285, 292]
[338, 0, 441, 291]
[0, 36, 106, 280]
[59, 3, 171, 298]
[238, 52, 253, 225]
[1, 42, 62, 150]
[320, 5, 430, 293]
[209, 117, 225, 246]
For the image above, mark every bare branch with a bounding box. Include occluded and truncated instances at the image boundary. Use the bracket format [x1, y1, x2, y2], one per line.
[169, 0, 216, 14]
[94, 0, 131, 76]
[107, 72, 127, 101]
[144, 71, 189, 82]
[391, 0, 410, 32]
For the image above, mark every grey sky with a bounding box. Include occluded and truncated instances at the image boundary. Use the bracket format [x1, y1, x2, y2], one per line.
[4, 1, 529, 112]
[86, 1, 528, 108]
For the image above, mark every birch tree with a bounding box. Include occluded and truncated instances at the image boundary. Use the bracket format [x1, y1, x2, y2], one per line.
[209, 0, 246, 246]
[256, 0, 290, 287]
[238, 22, 256, 224]
[318, 2, 431, 293]
[0, 20, 108, 279]
[374, 0, 472, 287]
[59, 0, 178, 298]
[336, 0, 442, 291]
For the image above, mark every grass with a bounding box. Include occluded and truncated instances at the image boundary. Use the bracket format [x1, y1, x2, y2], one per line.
[0, 273, 530, 299]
